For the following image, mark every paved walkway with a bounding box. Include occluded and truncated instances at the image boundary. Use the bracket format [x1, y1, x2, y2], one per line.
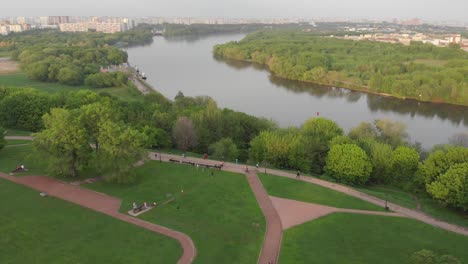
[150, 152, 468, 236]
[0, 173, 196, 264]
[270, 196, 404, 230]
[5, 135, 34, 140]
[246, 172, 283, 264]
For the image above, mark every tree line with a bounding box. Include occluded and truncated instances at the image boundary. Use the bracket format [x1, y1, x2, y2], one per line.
[248, 116, 468, 212]
[214, 31, 468, 106]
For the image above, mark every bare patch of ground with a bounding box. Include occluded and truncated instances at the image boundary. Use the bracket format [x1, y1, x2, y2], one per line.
[0, 58, 19, 75]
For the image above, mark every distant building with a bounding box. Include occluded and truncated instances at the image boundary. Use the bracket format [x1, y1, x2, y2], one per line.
[48, 16, 70, 25]
[0, 25, 10, 35]
[448, 34, 462, 44]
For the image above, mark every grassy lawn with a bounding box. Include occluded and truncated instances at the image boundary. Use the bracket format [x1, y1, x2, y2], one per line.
[0, 144, 100, 180]
[419, 197, 468, 228]
[87, 161, 265, 264]
[280, 213, 468, 264]
[259, 173, 386, 211]
[0, 144, 47, 175]
[5, 139, 32, 146]
[354, 185, 417, 209]
[355, 185, 468, 228]
[0, 178, 182, 264]
[4, 129, 32, 136]
[0, 73, 143, 101]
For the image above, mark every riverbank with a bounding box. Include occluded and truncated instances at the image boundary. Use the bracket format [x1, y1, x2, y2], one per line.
[220, 56, 468, 108]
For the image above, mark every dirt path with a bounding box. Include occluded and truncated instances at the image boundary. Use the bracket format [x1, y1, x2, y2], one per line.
[0, 173, 196, 264]
[0, 58, 18, 75]
[246, 171, 283, 264]
[150, 153, 468, 236]
[4, 136, 34, 140]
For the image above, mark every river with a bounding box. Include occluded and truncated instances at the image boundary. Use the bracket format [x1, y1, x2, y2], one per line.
[126, 33, 467, 149]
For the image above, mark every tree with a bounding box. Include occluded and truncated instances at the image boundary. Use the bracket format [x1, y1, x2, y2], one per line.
[33, 108, 92, 178]
[57, 66, 83, 85]
[325, 144, 373, 185]
[300, 117, 344, 173]
[418, 146, 468, 186]
[426, 163, 468, 210]
[392, 146, 420, 186]
[209, 138, 239, 161]
[375, 119, 409, 146]
[79, 101, 115, 153]
[172, 116, 198, 151]
[0, 89, 54, 132]
[411, 249, 460, 264]
[411, 250, 437, 264]
[348, 122, 378, 140]
[0, 127, 5, 150]
[369, 142, 394, 184]
[97, 121, 147, 183]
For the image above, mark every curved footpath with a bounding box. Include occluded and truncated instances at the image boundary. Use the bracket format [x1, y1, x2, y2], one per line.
[0, 173, 196, 264]
[151, 152, 468, 237]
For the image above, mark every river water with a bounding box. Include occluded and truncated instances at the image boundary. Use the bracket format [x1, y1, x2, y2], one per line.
[127, 34, 467, 149]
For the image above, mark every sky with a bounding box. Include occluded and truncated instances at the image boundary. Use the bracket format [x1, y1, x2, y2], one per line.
[2, 0, 468, 22]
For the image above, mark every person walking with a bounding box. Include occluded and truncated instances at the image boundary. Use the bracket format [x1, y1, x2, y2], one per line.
[296, 171, 300, 179]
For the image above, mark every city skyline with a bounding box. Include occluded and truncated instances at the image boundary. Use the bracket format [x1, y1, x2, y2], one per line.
[1, 0, 468, 23]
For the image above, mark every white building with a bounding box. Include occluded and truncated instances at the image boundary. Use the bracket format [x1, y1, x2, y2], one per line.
[0, 25, 10, 35]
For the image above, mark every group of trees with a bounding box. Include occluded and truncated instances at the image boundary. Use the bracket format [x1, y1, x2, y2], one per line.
[0, 86, 274, 170]
[1, 27, 154, 87]
[33, 102, 146, 183]
[248, 117, 467, 211]
[214, 31, 468, 106]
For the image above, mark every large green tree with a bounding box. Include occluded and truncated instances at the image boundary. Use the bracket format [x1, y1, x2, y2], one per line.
[33, 108, 92, 178]
[426, 163, 468, 210]
[0, 127, 5, 150]
[208, 138, 239, 161]
[96, 121, 147, 183]
[325, 144, 373, 185]
[391, 146, 420, 186]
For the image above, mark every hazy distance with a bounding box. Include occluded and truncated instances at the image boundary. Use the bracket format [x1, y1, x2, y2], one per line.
[2, 0, 467, 22]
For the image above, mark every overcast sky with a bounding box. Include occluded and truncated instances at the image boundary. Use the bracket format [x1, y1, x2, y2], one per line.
[2, 0, 467, 22]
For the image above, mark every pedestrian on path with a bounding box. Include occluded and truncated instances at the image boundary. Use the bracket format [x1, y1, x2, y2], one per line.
[296, 171, 300, 179]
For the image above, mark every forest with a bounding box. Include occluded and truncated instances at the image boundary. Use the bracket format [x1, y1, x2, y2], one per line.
[0, 27, 153, 87]
[214, 31, 468, 106]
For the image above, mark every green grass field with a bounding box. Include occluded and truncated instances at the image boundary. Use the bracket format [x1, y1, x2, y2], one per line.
[258, 173, 385, 211]
[0, 73, 143, 101]
[4, 129, 32, 136]
[87, 161, 265, 264]
[0, 178, 182, 264]
[5, 139, 32, 146]
[355, 185, 417, 209]
[279, 213, 468, 264]
[0, 144, 47, 175]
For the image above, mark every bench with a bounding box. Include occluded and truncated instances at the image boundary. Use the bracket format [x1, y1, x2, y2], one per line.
[133, 204, 146, 213]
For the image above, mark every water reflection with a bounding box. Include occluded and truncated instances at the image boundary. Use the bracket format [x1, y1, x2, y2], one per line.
[218, 59, 468, 127]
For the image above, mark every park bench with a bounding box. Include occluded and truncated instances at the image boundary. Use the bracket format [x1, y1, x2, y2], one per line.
[169, 158, 180, 163]
[133, 204, 146, 213]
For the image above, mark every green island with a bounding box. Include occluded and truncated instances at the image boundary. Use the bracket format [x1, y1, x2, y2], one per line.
[214, 31, 468, 106]
[1, 28, 467, 264]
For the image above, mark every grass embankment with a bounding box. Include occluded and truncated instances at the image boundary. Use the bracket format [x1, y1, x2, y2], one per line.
[87, 161, 265, 264]
[0, 178, 182, 264]
[0, 73, 143, 101]
[4, 129, 32, 137]
[258, 173, 385, 211]
[355, 185, 468, 228]
[280, 213, 468, 264]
